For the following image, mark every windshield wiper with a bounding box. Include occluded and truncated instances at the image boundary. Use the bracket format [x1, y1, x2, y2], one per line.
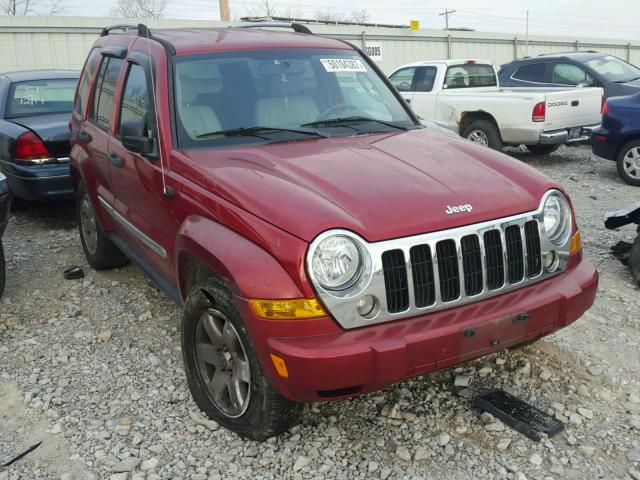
[302, 116, 408, 131]
[196, 126, 328, 140]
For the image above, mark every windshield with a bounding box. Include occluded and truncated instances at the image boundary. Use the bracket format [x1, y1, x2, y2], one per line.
[173, 49, 416, 148]
[6, 78, 77, 118]
[584, 55, 640, 83]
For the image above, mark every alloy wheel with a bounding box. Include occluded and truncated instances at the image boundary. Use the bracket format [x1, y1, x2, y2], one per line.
[467, 130, 489, 146]
[194, 308, 251, 418]
[80, 195, 98, 255]
[623, 147, 640, 180]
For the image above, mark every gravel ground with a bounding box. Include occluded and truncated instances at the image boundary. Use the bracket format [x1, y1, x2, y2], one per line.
[0, 144, 639, 480]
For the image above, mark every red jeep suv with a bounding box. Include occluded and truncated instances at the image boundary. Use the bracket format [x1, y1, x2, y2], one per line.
[70, 23, 598, 440]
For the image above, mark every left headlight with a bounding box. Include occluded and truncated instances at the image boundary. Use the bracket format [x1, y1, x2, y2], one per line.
[542, 191, 572, 246]
[311, 235, 362, 291]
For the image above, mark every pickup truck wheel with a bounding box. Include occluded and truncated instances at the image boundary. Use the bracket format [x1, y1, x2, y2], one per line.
[0, 240, 5, 298]
[616, 140, 640, 187]
[182, 277, 302, 440]
[77, 182, 128, 270]
[526, 144, 560, 156]
[462, 120, 503, 151]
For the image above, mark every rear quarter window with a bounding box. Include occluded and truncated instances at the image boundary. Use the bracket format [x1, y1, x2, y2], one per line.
[512, 63, 547, 83]
[6, 78, 77, 118]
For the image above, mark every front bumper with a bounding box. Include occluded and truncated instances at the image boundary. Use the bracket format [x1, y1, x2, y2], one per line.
[242, 259, 598, 402]
[539, 124, 600, 145]
[0, 160, 73, 201]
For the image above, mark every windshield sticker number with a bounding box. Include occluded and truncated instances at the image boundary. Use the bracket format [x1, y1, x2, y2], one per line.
[320, 58, 367, 73]
[18, 87, 44, 106]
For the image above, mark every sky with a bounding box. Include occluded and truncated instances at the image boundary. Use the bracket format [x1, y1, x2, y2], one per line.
[65, 0, 640, 42]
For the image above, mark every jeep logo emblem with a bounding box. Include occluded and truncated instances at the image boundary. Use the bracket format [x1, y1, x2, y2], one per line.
[445, 204, 473, 215]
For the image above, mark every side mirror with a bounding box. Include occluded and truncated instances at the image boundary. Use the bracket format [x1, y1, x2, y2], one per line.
[121, 119, 154, 156]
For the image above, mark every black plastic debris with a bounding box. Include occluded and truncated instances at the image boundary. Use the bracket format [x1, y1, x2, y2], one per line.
[63, 266, 84, 280]
[473, 390, 564, 442]
[2, 441, 42, 468]
[605, 202, 640, 286]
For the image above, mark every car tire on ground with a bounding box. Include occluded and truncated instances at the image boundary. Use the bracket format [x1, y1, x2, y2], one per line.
[0, 240, 5, 298]
[526, 144, 560, 156]
[182, 276, 302, 441]
[77, 181, 128, 270]
[462, 120, 503, 151]
[616, 140, 640, 187]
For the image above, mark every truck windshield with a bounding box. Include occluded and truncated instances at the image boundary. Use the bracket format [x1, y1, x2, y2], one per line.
[173, 49, 416, 148]
[584, 55, 640, 83]
[6, 78, 77, 118]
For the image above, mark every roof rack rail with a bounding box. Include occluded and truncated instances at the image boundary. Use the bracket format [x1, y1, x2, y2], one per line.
[233, 22, 312, 34]
[101, 23, 151, 38]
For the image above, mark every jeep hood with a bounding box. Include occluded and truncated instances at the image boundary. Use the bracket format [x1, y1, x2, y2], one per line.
[181, 129, 557, 242]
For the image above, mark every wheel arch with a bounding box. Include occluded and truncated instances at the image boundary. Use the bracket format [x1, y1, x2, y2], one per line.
[459, 111, 501, 138]
[619, 131, 640, 157]
[175, 215, 305, 303]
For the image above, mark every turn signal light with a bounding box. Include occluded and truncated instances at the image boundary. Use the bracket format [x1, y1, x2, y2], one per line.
[15, 132, 53, 164]
[570, 230, 582, 255]
[249, 298, 327, 320]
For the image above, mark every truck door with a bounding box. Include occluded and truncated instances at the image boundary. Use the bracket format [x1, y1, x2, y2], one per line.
[388, 66, 418, 107]
[409, 66, 439, 120]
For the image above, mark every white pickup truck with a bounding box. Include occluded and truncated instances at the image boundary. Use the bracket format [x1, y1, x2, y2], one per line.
[389, 59, 603, 153]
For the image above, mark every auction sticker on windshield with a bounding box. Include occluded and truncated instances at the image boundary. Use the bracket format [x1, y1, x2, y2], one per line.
[320, 58, 367, 73]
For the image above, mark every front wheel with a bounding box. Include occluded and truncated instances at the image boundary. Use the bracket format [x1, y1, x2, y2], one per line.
[462, 120, 503, 151]
[616, 140, 640, 187]
[77, 182, 128, 270]
[182, 277, 302, 440]
[526, 144, 560, 156]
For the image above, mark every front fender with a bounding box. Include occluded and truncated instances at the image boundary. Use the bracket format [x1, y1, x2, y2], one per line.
[175, 215, 304, 301]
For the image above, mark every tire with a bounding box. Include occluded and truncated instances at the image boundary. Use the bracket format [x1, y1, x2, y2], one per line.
[182, 277, 302, 440]
[0, 240, 5, 298]
[462, 120, 503, 151]
[526, 144, 560, 156]
[77, 182, 128, 270]
[616, 140, 640, 187]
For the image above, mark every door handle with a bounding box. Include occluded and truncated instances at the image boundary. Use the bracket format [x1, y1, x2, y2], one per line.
[571, 100, 579, 106]
[78, 130, 92, 142]
[107, 152, 124, 168]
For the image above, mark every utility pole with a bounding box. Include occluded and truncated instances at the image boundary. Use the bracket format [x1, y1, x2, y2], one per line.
[219, 0, 230, 21]
[439, 9, 456, 30]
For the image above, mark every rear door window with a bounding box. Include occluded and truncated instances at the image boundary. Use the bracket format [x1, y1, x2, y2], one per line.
[512, 63, 547, 83]
[90, 57, 123, 130]
[75, 48, 101, 116]
[389, 67, 417, 92]
[6, 78, 77, 118]
[551, 63, 595, 86]
[444, 64, 497, 89]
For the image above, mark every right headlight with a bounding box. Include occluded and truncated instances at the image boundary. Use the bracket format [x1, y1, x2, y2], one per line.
[311, 235, 363, 291]
[542, 191, 572, 246]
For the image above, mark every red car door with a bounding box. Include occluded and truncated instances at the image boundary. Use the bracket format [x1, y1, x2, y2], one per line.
[107, 45, 178, 281]
[82, 50, 125, 207]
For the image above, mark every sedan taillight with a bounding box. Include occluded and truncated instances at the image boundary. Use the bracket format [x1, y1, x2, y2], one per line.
[15, 132, 54, 164]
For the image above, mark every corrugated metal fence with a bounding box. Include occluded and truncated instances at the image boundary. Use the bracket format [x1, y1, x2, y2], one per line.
[0, 16, 638, 74]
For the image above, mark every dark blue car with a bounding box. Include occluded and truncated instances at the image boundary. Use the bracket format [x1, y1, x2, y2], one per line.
[0, 70, 79, 201]
[499, 52, 640, 98]
[591, 93, 640, 186]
